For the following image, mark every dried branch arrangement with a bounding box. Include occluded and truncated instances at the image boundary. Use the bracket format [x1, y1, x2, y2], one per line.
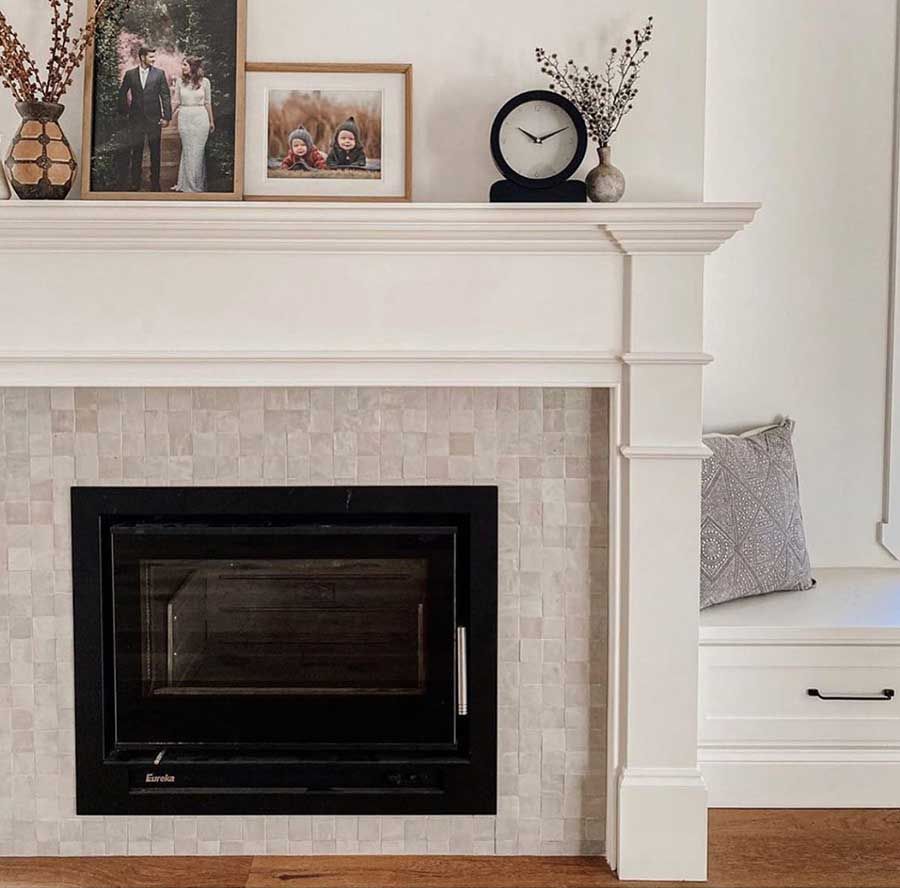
[0, 0, 128, 104]
[536, 16, 654, 147]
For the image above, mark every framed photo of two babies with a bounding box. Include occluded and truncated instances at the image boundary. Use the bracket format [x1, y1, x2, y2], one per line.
[80, 0, 246, 199]
[243, 63, 413, 201]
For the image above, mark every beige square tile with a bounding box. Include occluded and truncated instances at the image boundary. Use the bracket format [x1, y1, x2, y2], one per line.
[0, 384, 609, 858]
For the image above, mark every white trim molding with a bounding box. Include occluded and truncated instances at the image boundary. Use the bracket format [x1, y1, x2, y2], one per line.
[618, 765, 710, 788]
[621, 352, 715, 366]
[0, 201, 760, 256]
[620, 444, 713, 460]
[0, 349, 624, 388]
[617, 767, 708, 881]
[700, 747, 900, 808]
[700, 625, 900, 646]
[879, 11, 900, 559]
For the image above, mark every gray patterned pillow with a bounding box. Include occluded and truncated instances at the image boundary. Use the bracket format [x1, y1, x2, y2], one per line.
[700, 419, 814, 609]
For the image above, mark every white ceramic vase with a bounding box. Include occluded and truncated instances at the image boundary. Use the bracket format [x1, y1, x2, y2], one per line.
[585, 145, 626, 203]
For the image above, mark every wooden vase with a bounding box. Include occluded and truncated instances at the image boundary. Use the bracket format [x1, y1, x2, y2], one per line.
[0, 137, 10, 200]
[4, 101, 77, 200]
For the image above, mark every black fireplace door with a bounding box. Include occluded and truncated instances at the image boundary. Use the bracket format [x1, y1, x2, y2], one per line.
[109, 523, 459, 751]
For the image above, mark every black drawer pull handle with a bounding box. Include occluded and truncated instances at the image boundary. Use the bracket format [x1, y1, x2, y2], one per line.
[807, 688, 895, 702]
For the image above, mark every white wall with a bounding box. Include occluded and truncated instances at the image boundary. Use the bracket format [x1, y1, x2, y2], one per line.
[703, 0, 898, 568]
[0, 0, 708, 201]
[7, 0, 895, 568]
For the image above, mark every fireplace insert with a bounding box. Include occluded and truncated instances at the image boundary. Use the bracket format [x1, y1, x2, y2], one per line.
[72, 486, 497, 815]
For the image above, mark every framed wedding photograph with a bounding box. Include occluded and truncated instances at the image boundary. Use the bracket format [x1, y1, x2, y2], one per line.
[80, 0, 246, 200]
[243, 63, 412, 202]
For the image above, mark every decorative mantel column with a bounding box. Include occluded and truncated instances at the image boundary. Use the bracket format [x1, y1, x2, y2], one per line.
[601, 213, 759, 880]
[0, 202, 758, 881]
[610, 248, 712, 881]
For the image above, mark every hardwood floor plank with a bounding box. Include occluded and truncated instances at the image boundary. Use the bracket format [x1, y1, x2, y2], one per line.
[0, 856, 254, 888]
[706, 809, 900, 888]
[245, 855, 614, 888]
[4, 811, 900, 888]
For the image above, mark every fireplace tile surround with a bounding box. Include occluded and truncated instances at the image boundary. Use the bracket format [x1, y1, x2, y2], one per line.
[0, 385, 608, 856]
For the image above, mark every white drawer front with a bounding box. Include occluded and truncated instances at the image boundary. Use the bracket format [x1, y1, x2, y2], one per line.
[699, 645, 900, 746]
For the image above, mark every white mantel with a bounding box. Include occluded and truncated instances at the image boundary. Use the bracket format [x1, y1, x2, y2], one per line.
[0, 202, 754, 254]
[0, 201, 758, 881]
[0, 202, 756, 388]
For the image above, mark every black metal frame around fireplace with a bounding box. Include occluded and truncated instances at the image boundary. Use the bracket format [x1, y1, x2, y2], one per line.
[72, 486, 497, 816]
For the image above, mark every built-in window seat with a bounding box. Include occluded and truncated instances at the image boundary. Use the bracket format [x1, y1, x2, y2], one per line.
[699, 568, 900, 807]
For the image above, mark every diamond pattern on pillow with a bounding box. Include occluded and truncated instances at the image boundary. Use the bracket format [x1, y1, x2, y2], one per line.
[700, 419, 814, 609]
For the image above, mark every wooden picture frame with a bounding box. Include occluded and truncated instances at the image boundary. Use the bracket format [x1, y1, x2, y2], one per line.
[243, 63, 412, 202]
[80, 0, 246, 200]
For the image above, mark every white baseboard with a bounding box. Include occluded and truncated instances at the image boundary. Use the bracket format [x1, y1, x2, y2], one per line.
[701, 747, 900, 807]
[616, 768, 708, 881]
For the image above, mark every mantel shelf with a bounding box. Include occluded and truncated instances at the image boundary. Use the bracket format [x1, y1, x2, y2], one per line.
[0, 200, 760, 255]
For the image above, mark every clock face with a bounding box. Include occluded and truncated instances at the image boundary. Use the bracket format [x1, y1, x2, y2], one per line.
[497, 99, 582, 183]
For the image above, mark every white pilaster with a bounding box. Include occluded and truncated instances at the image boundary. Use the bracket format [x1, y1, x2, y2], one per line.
[613, 252, 711, 881]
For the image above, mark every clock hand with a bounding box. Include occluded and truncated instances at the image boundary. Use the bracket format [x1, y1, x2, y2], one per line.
[538, 126, 570, 141]
[517, 127, 540, 143]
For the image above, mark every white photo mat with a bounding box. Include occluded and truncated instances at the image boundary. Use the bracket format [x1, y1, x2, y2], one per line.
[244, 69, 408, 199]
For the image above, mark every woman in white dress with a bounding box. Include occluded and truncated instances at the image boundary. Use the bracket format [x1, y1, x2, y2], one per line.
[172, 57, 214, 193]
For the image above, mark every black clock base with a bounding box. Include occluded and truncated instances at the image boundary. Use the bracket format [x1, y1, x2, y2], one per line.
[490, 180, 587, 203]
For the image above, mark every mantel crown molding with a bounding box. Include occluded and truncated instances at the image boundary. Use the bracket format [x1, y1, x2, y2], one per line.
[0, 200, 760, 255]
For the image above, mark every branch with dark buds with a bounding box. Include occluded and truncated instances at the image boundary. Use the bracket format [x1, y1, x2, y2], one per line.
[535, 15, 654, 148]
[0, 0, 131, 104]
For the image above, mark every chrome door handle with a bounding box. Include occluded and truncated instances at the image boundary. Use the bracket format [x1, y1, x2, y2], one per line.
[457, 627, 468, 716]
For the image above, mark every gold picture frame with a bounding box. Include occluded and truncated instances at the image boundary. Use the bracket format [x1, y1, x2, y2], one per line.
[80, 0, 246, 200]
[243, 63, 412, 202]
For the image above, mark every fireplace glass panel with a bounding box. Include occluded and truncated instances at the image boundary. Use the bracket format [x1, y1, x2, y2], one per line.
[142, 558, 428, 696]
[109, 522, 458, 748]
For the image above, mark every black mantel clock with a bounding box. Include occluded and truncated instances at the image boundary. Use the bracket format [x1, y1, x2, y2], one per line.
[489, 89, 588, 202]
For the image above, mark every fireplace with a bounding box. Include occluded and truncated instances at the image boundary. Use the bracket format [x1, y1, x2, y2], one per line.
[2, 203, 759, 876]
[72, 485, 498, 815]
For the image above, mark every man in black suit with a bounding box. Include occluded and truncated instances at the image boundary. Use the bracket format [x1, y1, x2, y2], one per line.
[119, 47, 172, 191]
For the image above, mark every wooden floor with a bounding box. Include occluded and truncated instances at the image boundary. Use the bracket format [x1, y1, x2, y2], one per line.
[3, 810, 900, 887]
